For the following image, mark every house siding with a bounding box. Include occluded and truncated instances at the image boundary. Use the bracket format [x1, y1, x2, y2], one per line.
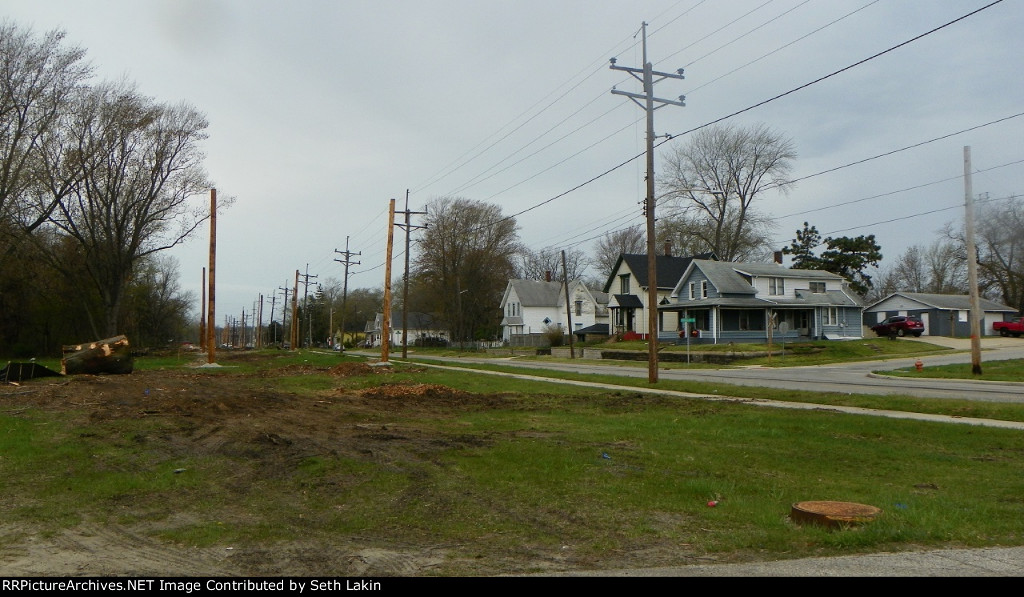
[662, 260, 862, 344]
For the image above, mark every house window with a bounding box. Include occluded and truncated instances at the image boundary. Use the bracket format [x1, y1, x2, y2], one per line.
[769, 277, 785, 295]
[826, 308, 838, 326]
[722, 309, 766, 331]
[619, 274, 630, 294]
[689, 282, 695, 300]
[701, 280, 708, 298]
[810, 282, 826, 293]
[575, 300, 582, 316]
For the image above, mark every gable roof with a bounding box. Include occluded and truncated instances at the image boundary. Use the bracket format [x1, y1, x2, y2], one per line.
[865, 292, 1016, 313]
[677, 260, 852, 299]
[603, 252, 717, 293]
[560, 279, 610, 307]
[504, 279, 563, 307]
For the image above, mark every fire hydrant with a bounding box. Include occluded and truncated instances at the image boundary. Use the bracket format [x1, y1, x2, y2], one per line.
[915, 359, 923, 371]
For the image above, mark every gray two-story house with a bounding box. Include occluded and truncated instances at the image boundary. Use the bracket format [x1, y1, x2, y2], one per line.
[661, 259, 865, 344]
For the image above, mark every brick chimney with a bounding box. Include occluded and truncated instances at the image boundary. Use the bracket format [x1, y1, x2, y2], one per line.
[774, 250, 783, 264]
[664, 238, 673, 257]
[545, 270, 551, 282]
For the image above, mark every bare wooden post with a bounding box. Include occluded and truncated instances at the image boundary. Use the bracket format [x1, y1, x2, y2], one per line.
[963, 146, 983, 375]
[291, 270, 300, 350]
[562, 250, 575, 359]
[381, 198, 396, 363]
[199, 267, 206, 351]
[207, 189, 217, 364]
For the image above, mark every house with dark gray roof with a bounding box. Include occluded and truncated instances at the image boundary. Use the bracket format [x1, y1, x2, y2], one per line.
[601, 245, 716, 338]
[499, 278, 609, 344]
[661, 259, 864, 344]
[864, 292, 1017, 337]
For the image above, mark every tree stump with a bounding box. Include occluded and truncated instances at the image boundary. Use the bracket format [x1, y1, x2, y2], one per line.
[790, 501, 881, 528]
[61, 335, 134, 375]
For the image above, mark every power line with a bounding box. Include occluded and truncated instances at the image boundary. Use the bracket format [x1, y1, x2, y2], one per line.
[339, 2, 1009, 289]
[475, 2, 1008, 235]
[816, 191, 1018, 237]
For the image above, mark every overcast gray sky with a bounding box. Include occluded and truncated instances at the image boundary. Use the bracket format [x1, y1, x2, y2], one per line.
[5, 0, 1022, 324]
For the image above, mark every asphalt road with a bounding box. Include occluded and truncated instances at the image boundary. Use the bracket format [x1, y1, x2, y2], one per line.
[383, 336, 1024, 404]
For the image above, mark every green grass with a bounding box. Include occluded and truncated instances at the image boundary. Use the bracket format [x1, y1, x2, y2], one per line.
[405, 358, 1024, 424]
[880, 358, 1024, 382]
[4, 349, 1024, 575]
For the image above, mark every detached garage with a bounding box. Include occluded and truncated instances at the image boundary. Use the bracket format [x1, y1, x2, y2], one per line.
[864, 292, 1017, 337]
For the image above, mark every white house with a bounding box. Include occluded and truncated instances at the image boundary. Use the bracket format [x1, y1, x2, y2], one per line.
[363, 311, 448, 348]
[500, 278, 608, 344]
[602, 248, 716, 338]
[661, 259, 864, 343]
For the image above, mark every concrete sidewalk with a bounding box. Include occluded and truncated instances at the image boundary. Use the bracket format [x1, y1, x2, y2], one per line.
[536, 545, 1024, 577]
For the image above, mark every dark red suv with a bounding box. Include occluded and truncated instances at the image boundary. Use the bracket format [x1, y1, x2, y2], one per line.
[871, 315, 925, 337]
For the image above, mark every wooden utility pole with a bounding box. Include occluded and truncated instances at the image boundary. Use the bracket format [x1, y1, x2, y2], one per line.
[562, 250, 575, 359]
[611, 23, 685, 383]
[381, 198, 396, 363]
[199, 267, 206, 350]
[395, 190, 427, 358]
[334, 237, 361, 352]
[278, 284, 290, 346]
[300, 264, 318, 347]
[291, 270, 300, 350]
[256, 294, 263, 349]
[964, 146, 983, 375]
[207, 188, 217, 364]
[269, 291, 278, 346]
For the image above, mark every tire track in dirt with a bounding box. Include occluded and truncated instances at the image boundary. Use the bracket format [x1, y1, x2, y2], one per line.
[0, 522, 239, 576]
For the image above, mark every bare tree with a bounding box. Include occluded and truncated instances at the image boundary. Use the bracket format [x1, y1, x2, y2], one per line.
[40, 80, 215, 336]
[517, 247, 590, 282]
[973, 198, 1024, 312]
[892, 245, 927, 293]
[0, 21, 91, 237]
[592, 224, 645, 280]
[123, 254, 194, 348]
[867, 263, 900, 303]
[659, 122, 795, 260]
[413, 197, 522, 342]
[923, 239, 967, 294]
[885, 240, 967, 296]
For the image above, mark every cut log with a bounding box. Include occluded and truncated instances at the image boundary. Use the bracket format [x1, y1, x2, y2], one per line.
[61, 335, 134, 376]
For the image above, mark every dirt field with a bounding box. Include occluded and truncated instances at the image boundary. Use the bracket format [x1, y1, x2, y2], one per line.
[0, 356, 538, 577]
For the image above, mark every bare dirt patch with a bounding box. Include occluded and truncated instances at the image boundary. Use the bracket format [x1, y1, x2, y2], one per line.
[0, 358, 514, 577]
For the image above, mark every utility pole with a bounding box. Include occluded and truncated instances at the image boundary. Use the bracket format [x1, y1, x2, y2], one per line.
[199, 267, 206, 350]
[256, 295, 263, 349]
[207, 188, 217, 364]
[381, 198, 396, 363]
[610, 22, 686, 384]
[562, 250, 575, 359]
[395, 189, 427, 358]
[278, 283, 290, 347]
[964, 146, 983, 375]
[269, 291, 278, 346]
[300, 264, 318, 347]
[334, 237, 361, 352]
[291, 270, 300, 350]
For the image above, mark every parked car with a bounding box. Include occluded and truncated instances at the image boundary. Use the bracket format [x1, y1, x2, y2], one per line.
[993, 317, 1024, 337]
[871, 315, 925, 337]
